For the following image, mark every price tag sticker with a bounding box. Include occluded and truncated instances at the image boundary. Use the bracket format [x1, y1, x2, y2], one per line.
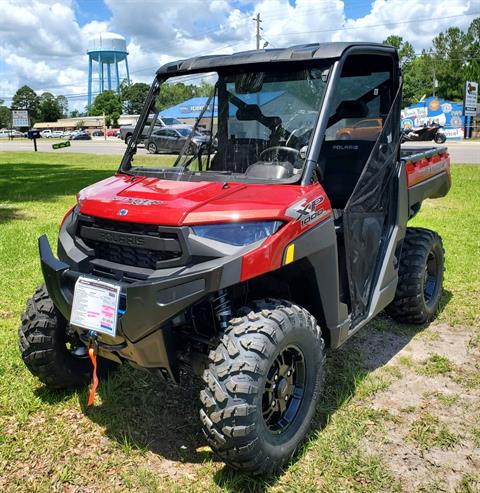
[70, 277, 121, 336]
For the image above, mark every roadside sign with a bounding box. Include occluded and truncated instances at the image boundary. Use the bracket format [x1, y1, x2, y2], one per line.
[28, 129, 41, 152]
[11, 109, 29, 127]
[52, 141, 71, 150]
[464, 81, 478, 117]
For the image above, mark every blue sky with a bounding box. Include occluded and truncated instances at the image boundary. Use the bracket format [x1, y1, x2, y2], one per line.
[74, 0, 375, 27]
[74, 0, 113, 27]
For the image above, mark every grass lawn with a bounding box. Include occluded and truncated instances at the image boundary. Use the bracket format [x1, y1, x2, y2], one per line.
[0, 152, 479, 492]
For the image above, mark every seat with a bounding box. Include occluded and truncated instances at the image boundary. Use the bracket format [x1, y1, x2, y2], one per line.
[210, 138, 261, 173]
[317, 140, 374, 210]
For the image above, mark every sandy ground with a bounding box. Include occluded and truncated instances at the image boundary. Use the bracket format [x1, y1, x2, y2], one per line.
[353, 323, 480, 493]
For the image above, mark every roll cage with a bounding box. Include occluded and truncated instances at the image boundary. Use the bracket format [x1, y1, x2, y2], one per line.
[119, 42, 399, 186]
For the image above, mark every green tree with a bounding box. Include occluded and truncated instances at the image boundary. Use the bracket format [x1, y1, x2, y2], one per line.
[403, 52, 436, 105]
[0, 99, 10, 128]
[383, 35, 416, 68]
[155, 82, 215, 111]
[120, 82, 150, 114]
[111, 111, 120, 127]
[56, 95, 68, 117]
[465, 17, 480, 83]
[89, 90, 122, 125]
[383, 35, 421, 106]
[431, 27, 469, 100]
[70, 109, 80, 118]
[38, 92, 63, 122]
[12, 85, 40, 122]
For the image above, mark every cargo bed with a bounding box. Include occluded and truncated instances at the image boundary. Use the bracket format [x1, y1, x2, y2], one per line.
[400, 145, 451, 217]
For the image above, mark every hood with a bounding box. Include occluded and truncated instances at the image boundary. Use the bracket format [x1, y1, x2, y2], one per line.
[78, 173, 308, 226]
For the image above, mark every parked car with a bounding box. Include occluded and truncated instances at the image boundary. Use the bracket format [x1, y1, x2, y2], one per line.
[145, 126, 209, 154]
[68, 130, 82, 139]
[71, 131, 91, 140]
[51, 130, 65, 138]
[106, 128, 119, 137]
[40, 130, 53, 138]
[0, 129, 24, 138]
[91, 130, 104, 137]
[119, 116, 183, 144]
[335, 118, 383, 140]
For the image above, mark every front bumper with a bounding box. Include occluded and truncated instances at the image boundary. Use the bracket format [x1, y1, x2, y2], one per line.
[39, 234, 242, 380]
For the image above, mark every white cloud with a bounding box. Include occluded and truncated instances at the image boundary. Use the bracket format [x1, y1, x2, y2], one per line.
[0, 0, 476, 113]
[331, 0, 474, 48]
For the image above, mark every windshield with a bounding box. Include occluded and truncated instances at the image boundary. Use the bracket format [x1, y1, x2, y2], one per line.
[121, 62, 331, 183]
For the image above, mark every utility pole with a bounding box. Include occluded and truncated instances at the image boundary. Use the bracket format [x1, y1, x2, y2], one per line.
[253, 13, 262, 50]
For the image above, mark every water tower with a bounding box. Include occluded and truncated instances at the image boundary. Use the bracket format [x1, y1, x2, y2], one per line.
[87, 32, 130, 107]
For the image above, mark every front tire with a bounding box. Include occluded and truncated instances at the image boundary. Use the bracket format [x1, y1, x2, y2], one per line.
[19, 285, 116, 389]
[387, 228, 444, 324]
[200, 299, 325, 475]
[434, 133, 446, 144]
[147, 142, 158, 154]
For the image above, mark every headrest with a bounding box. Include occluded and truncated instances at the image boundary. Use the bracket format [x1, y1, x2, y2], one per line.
[236, 105, 282, 129]
[335, 100, 368, 119]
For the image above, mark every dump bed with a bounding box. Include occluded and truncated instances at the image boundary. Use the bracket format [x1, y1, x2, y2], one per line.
[400, 145, 451, 217]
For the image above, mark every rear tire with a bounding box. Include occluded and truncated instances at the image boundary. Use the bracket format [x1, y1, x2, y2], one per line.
[386, 228, 444, 324]
[200, 299, 325, 475]
[19, 285, 116, 389]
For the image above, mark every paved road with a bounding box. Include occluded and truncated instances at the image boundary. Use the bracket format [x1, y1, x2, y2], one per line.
[403, 141, 480, 164]
[0, 138, 144, 156]
[1, 138, 479, 163]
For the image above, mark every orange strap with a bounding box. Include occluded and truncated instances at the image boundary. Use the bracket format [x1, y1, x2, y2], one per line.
[87, 346, 99, 407]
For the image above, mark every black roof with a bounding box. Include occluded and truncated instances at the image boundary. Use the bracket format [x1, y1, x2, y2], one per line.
[157, 42, 396, 76]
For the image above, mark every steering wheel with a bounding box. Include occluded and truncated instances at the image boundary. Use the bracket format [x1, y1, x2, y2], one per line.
[259, 146, 301, 165]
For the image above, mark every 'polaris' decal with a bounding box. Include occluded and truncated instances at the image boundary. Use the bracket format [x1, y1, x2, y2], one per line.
[112, 197, 164, 206]
[285, 196, 329, 227]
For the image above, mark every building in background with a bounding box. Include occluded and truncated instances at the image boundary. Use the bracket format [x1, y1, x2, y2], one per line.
[401, 96, 465, 140]
[159, 92, 312, 134]
[87, 32, 130, 108]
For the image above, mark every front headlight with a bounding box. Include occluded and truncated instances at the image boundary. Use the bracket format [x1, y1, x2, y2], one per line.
[192, 221, 283, 246]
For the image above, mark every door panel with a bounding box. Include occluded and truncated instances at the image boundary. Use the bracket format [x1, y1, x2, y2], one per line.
[343, 85, 401, 323]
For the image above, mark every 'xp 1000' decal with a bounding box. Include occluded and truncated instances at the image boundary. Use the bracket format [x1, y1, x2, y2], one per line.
[286, 196, 329, 227]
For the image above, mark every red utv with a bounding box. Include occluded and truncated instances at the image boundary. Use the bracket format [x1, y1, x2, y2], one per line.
[20, 42, 450, 475]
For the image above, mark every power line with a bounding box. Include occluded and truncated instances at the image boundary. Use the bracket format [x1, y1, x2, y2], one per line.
[266, 12, 479, 37]
[1, 11, 478, 101]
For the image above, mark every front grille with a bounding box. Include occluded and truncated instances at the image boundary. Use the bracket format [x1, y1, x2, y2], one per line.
[77, 216, 187, 270]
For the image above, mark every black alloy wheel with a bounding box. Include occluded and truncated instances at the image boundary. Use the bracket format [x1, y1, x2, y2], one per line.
[262, 345, 306, 434]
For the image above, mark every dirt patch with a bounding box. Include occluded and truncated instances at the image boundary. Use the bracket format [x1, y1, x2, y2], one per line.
[0, 309, 15, 319]
[358, 323, 480, 492]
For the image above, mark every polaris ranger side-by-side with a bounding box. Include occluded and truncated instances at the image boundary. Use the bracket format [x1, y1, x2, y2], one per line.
[19, 42, 451, 474]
